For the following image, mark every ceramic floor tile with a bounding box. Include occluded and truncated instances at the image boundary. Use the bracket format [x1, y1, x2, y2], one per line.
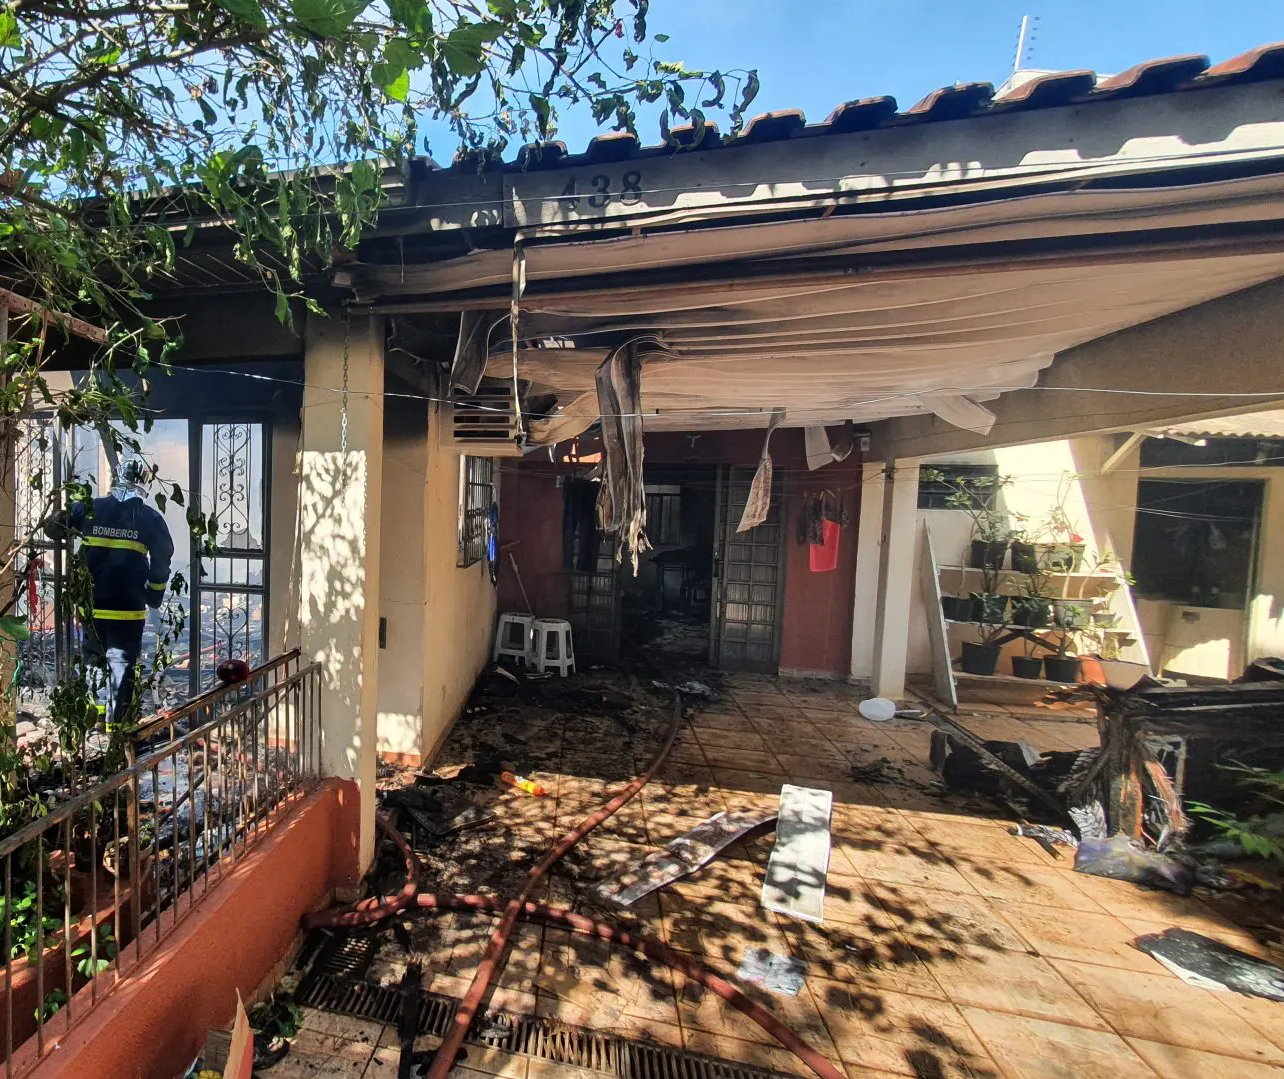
[865, 883, 1030, 957]
[814, 982, 1000, 1077]
[1126, 1039, 1284, 1078]
[706, 747, 786, 773]
[780, 921, 947, 999]
[952, 863, 1106, 914]
[681, 1031, 838, 1075]
[992, 903, 1163, 973]
[927, 949, 1108, 1030]
[1066, 874, 1227, 924]
[1052, 959, 1284, 1063]
[839, 844, 980, 894]
[960, 1008, 1157, 1079]
[694, 726, 771, 749]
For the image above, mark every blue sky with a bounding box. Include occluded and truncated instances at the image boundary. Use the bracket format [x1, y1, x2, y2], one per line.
[421, 1, 1282, 160]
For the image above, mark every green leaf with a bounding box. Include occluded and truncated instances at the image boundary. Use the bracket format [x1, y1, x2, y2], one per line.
[289, 0, 371, 38]
[388, 0, 431, 37]
[383, 36, 420, 68]
[0, 616, 30, 642]
[442, 20, 505, 78]
[211, 0, 267, 30]
[0, 10, 20, 50]
[654, 33, 669, 43]
[170, 484, 185, 507]
[373, 64, 410, 102]
[274, 286, 290, 324]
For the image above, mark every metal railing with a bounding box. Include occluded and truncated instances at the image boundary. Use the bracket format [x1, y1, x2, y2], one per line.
[0, 659, 322, 1077]
[130, 648, 305, 749]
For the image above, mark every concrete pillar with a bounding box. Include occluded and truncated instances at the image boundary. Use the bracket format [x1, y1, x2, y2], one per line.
[849, 462, 887, 684]
[871, 460, 920, 701]
[298, 311, 384, 873]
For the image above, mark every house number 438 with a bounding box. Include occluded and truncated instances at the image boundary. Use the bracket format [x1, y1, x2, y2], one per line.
[559, 170, 643, 211]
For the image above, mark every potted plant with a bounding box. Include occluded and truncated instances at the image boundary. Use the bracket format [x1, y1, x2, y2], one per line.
[1011, 638, 1044, 680]
[940, 594, 975, 622]
[959, 594, 1009, 676]
[1052, 599, 1087, 630]
[1010, 564, 1053, 627]
[1009, 519, 1039, 574]
[1037, 474, 1086, 572]
[921, 469, 1013, 569]
[1043, 629, 1081, 683]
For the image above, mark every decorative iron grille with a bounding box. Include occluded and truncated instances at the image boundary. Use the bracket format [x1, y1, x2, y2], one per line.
[457, 455, 494, 568]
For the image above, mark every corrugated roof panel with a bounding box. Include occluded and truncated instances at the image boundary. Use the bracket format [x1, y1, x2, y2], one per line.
[1156, 410, 1284, 439]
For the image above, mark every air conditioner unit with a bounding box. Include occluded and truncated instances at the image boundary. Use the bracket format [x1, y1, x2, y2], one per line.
[439, 378, 526, 457]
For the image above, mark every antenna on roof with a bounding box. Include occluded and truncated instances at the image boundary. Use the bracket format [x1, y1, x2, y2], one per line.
[1012, 14, 1040, 75]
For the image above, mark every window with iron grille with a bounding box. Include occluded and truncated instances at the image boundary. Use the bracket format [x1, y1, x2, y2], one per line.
[458, 455, 495, 568]
[917, 463, 999, 510]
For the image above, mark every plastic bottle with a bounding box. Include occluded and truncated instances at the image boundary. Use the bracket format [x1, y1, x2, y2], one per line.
[500, 771, 548, 797]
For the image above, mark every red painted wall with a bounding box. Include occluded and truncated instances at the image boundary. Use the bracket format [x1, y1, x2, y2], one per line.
[21, 782, 351, 1079]
[495, 430, 862, 678]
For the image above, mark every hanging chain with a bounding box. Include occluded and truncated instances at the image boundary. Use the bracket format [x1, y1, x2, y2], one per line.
[340, 310, 350, 456]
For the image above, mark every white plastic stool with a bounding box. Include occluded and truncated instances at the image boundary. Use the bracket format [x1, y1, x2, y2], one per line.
[531, 618, 576, 677]
[493, 613, 535, 664]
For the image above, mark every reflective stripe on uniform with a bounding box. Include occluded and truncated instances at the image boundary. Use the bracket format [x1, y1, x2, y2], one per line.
[92, 608, 147, 621]
[147, 580, 166, 591]
[83, 536, 149, 556]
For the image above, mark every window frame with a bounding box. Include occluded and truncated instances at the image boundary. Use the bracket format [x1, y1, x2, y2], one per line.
[457, 455, 496, 569]
[917, 463, 999, 511]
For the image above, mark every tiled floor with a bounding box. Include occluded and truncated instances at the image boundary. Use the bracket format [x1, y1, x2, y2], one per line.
[283, 674, 1284, 1079]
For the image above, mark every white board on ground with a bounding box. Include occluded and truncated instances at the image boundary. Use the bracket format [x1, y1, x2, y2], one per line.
[761, 784, 833, 924]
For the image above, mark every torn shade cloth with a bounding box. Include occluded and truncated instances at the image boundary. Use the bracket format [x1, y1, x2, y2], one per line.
[737, 949, 807, 997]
[589, 809, 777, 907]
[1135, 928, 1284, 1001]
[738, 408, 784, 533]
[595, 344, 650, 574]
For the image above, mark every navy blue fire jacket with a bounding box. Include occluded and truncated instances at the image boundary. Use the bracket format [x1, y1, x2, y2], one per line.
[46, 494, 175, 621]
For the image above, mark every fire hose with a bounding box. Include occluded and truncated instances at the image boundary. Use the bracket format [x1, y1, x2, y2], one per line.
[304, 695, 843, 1079]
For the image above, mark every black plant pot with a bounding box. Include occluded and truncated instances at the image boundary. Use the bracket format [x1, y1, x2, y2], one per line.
[1010, 598, 1051, 628]
[969, 539, 1009, 570]
[971, 593, 1008, 625]
[941, 595, 976, 622]
[1044, 656, 1082, 683]
[1010, 541, 1038, 574]
[959, 641, 1001, 676]
[1012, 655, 1044, 680]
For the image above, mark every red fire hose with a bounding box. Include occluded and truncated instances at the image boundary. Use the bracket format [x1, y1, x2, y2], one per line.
[423, 695, 686, 1079]
[303, 696, 842, 1079]
[414, 893, 845, 1079]
[303, 812, 419, 929]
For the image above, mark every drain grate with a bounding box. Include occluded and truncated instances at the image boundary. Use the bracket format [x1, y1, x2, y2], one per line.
[299, 971, 800, 1079]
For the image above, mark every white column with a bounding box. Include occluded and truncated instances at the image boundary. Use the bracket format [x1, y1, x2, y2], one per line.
[299, 311, 384, 872]
[872, 460, 920, 701]
[849, 462, 887, 684]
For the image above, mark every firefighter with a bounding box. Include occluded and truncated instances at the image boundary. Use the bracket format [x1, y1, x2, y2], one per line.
[47, 456, 174, 732]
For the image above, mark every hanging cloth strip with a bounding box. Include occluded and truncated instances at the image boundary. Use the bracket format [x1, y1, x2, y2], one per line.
[738, 409, 785, 533]
[595, 342, 650, 575]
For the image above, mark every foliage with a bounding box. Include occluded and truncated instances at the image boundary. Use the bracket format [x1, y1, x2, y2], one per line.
[249, 992, 302, 1042]
[1, 0, 757, 367]
[1189, 762, 1284, 865]
[36, 989, 67, 1022]
[0, 869, 66, 961]
[72, 924, 117, 977]
[920, 468, 1013, 546]
[0, 0, 755, 785]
